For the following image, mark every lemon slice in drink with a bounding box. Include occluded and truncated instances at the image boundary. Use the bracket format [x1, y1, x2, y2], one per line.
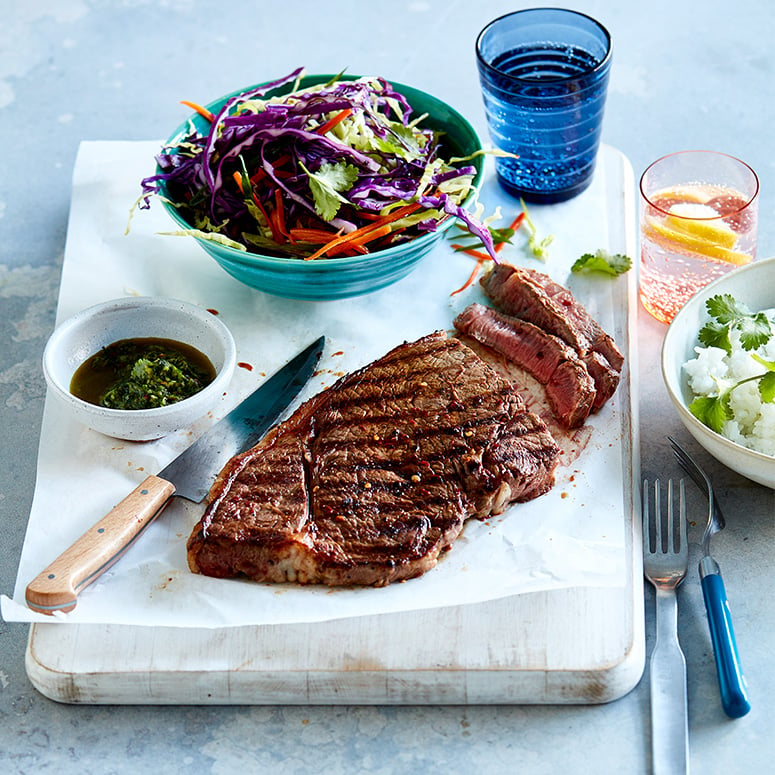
[648, 186, 708, 212]
[665, 203, 738, 248]
[644, 212, 752, 265]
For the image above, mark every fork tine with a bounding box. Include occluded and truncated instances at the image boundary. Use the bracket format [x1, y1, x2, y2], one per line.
[668, 436, 705, 489]
[642, 478, 689, 595]
[664, 479, 684, 554]
[654, 479, 663, 551]
[668, 478, 687, 553]
[643, 478, 664, 554]
[643, 478, 653, 553]
[666, 479, 674, 553]
[668, 435, 727, 529]
[643, 478, 686, 555]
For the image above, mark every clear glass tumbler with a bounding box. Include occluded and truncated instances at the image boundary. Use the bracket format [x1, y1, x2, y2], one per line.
[476, 8, 612, 203]
[639, 151, 759, 324]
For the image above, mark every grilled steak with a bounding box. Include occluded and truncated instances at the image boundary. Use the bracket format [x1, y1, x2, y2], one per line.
[481, 264, 623, 410]
[455, 303, 596, 428]
[187, 332, 560, 587]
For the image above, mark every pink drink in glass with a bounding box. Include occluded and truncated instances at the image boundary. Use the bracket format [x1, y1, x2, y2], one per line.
[639, 153, 759, 324]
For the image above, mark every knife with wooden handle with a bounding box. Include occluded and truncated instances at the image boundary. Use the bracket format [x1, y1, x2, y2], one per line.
[25, 336, 325, 615]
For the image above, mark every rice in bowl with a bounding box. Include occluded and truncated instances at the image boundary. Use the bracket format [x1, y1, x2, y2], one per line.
[683, 306, 775, 456]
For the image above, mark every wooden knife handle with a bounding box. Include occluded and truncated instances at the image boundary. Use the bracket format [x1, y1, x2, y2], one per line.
[25, 475, 176, 615]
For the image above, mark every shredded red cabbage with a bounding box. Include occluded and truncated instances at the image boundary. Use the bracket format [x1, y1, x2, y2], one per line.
[139, 69, 497, 260]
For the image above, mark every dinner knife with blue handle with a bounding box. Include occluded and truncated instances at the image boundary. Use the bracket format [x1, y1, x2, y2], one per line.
[25, 336, 325, 615]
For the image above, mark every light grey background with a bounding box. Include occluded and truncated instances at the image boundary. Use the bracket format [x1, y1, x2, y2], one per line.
[1, 1, 773, 772]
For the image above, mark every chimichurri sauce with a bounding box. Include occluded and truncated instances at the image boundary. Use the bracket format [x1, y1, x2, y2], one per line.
[70, 337, 216, 410]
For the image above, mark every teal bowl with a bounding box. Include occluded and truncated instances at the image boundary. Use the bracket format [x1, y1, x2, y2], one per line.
[158, 74, 484, 301]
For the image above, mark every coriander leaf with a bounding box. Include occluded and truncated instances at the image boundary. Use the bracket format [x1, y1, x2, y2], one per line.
[571, 250, 632, 276]
[701, 293, 773, 353]
[759, 371, 775, 403]
[705, 294, 746, 324]
[698, 318, 733, 354]
[738, 311, 772, 351]
[301, 161, 359, 222]
[689, 394, 732, 434]
[704, 293, 772, 351]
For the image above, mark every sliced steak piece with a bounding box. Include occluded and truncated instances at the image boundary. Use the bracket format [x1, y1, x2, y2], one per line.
[187, 331, 560, 587]
[454, 303, 595, 428]
[481, 264, 623, 409]
[482, 264, 624, 369]
[583, 350, 621, 411]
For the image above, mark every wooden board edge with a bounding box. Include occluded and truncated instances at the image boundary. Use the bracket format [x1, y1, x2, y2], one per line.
[23, 143, 644, 707]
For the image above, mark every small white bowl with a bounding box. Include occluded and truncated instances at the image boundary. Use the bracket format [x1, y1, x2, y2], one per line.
[662, 255, 775, 488]
[43, 297, 237, 441]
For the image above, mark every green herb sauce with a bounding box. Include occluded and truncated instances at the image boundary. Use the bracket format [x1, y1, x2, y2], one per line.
[70, 338, 216, 410]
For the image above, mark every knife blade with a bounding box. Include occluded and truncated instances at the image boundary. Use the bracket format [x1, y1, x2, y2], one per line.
[25, 335, 325, 615]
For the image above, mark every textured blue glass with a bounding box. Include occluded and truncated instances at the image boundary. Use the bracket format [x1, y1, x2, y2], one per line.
[476, 9, 612, 203]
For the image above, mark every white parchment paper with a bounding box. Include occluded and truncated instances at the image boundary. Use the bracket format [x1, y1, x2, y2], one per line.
[2, 140, 636, 628]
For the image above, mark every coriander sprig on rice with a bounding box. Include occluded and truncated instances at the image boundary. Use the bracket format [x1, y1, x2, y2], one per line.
[689, 294, 775, 434]
[698, 294, 772, 353]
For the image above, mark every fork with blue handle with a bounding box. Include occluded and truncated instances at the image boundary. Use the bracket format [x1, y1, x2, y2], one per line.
[668, 436, 751, 719]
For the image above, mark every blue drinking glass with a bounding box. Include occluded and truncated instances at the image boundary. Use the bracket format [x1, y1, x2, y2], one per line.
[476, 8, 612, 203]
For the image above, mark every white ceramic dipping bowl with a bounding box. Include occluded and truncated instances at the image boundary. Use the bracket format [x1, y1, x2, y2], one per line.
[43, 297, 237, 441]
[662, 255, 775, 488]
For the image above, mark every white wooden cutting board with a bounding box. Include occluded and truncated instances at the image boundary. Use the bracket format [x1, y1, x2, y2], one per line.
[24, 145, 643, 704]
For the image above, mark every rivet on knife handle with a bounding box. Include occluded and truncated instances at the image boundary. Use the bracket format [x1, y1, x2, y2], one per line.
[25, 475, 175, 615]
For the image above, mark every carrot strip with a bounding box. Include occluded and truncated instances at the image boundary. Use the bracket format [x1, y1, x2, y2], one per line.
[348, 223, 392, 245]
[258, 204, 281, 243]
[451, 258, 487, 296]
[180, 100, 215, 122]
[326, 224, 393, 257]
[339, 244, 370, 256]
[369, 225, 407, 252]
[233, 171, 282, 243]
[232, 170, 246, 192]
[274, 188, 290, 241]
[289, 227, 341, 243]
[248, 154, 292, 187]
[305, 202, 423, 260]
[269, 210, 286, 244]
[509, 211, 527, 233]
[450, 244, 493, 262]
[316, 109, 353, 135]
[249, 169, 267, 185]
[500, 212, 526, 250]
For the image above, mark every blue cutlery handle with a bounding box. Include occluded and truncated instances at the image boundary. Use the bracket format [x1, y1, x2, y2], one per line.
[701, 570, 751, 718]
